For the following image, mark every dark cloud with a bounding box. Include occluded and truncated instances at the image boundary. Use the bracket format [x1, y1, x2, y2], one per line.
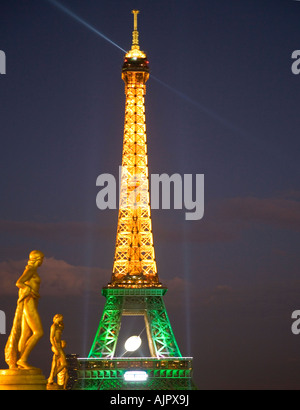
[219, 195, 300, 232]
[1, 193, 299, 250]
[154, 193, 300, 245]
[0, 220, 113, 240]
[0, 257, 110, 296]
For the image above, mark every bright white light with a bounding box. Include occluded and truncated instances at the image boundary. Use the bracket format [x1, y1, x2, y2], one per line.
[124, 371, 148, 382]
[124, 335, 142, 352]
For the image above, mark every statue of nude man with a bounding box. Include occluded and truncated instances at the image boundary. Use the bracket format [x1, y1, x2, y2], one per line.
[5, 250, 44, 370]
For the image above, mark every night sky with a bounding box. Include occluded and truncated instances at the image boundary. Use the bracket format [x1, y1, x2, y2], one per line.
[0, 0, 300, 390]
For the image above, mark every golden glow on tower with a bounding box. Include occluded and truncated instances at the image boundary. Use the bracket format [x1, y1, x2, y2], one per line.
[125, 10, 147, 59]
[109, 10, 161, 288]
[131, 10, 139, 49]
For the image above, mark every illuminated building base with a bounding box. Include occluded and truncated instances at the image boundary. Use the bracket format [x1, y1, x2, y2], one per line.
[66, 287, 197, 390]
[88, 288, 182, 359]
[68, 357, 196, 390]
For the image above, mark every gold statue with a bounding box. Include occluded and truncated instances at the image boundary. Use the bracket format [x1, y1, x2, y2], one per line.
[4, 250, 44, 370]
[47, 314, 69, 390]
[56, 340, 69, 389]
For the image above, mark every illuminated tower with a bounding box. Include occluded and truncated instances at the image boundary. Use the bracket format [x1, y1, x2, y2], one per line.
[70, 11, 196, 390]
[111, 9, 158, 288]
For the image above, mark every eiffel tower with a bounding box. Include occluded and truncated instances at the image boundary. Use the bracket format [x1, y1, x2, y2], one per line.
[70, 10, 196, 390]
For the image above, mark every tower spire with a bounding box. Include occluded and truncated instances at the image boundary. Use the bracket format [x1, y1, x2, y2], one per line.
[131, 9, 140, 49]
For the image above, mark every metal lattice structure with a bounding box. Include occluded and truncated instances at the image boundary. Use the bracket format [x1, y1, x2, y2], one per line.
[71, 10, 196, 390]
[88, 288, 181, 359]
[110, 11, 159, 289]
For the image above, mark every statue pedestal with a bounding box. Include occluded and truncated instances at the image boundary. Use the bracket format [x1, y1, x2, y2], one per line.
[0, 369, 47, 390]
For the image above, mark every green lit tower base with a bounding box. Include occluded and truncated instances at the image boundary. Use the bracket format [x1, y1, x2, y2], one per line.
[70, 11, 196, 390]
[71, 288, 195, 390]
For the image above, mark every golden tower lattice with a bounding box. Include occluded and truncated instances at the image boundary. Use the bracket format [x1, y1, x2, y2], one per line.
[110, 10, 159, 288]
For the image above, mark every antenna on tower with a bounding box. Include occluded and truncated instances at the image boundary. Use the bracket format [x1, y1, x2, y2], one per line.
[131, 9, 140, 49]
